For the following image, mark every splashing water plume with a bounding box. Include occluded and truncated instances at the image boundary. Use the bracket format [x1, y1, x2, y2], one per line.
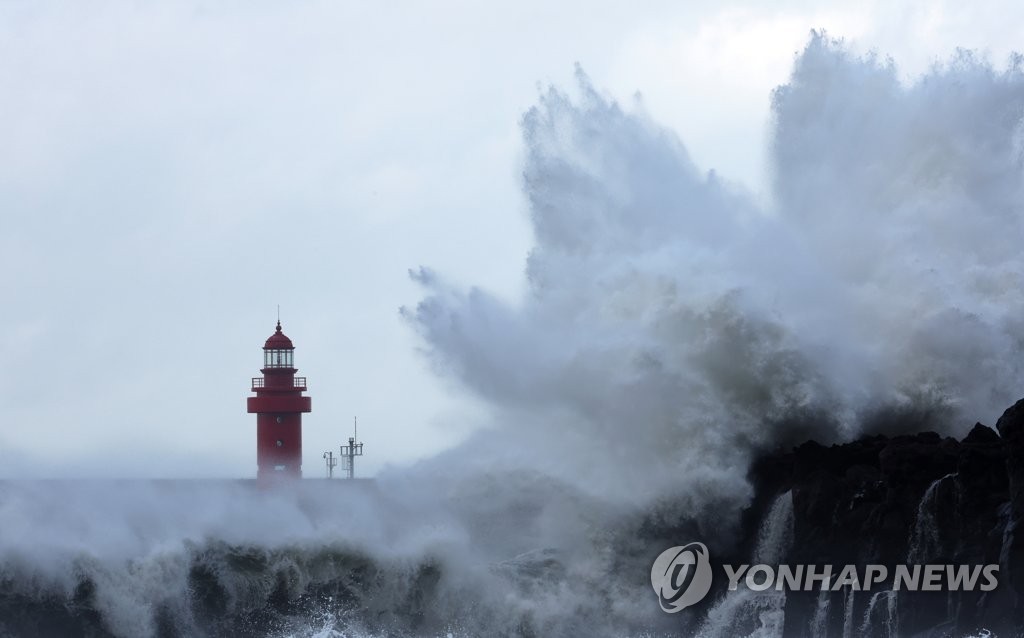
[409, 31, 1024, 518]
[696, 491, 793, 638]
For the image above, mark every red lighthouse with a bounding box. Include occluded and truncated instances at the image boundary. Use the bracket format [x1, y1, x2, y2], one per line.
[247, 321, 312, 480]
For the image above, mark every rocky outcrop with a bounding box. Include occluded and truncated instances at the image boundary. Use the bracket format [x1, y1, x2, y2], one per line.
[995, 399, 1024, 630]
[745, 402, 1022, 637]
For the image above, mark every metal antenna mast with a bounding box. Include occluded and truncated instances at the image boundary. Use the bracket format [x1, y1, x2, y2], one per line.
[323, 450, 337, 478]
[339, 416, 364, 479]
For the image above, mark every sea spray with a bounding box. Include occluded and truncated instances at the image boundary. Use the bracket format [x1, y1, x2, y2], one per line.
[907, 473, 957, 565]
[696, 492, 793, 638]
[860, 590, 898, 638]
[811, 588, 830, 637]
[409, 34, 1024, 528]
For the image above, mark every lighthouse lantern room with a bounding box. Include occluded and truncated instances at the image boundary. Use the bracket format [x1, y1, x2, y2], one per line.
[247, 321, 312, 480]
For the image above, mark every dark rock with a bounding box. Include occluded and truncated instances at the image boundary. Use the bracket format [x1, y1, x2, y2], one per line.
[964, 422, 1001, 444]
[744, 400, 1024, 637]
[993, 398, 1024, 630]
[996, 399, 1024, 443]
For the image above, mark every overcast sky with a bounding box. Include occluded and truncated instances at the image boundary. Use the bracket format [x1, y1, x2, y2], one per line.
[2, 0, 1023, 478]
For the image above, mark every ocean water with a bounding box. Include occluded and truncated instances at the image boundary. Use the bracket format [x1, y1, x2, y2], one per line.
[0, 477, 686, 637]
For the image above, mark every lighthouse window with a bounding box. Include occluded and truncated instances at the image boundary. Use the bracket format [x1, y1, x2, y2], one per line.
[264, 349, 294, 368]
[276, 416, 283, 423]
[276, 439, 283, 447]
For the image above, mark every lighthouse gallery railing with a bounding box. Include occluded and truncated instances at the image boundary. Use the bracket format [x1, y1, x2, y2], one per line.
[252, 377, 307, 391]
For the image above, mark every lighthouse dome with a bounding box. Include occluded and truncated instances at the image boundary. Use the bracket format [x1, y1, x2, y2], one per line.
[264, 321, 294, 350]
